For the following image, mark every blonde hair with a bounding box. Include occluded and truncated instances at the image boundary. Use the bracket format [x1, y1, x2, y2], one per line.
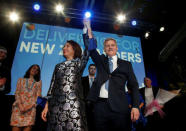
[103, 38, 117, 46]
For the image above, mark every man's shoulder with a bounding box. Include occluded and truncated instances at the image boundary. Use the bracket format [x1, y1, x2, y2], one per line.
[118, 58, 131, 65]
[139, 87, 145, 92]
[82, 76, 89, 79]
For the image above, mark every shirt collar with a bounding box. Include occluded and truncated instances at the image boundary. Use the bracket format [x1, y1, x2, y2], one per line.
[89, 75, 95, 79]
[108, 55, 117, 62]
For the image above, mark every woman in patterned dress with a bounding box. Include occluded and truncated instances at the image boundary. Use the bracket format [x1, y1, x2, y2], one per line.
[41, 39, 90, 131]
[10, 64, 42, 131]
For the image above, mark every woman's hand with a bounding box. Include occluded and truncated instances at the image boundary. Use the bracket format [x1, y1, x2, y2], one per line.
[18, 103, 25, 113]
[41, 102, 48, 122]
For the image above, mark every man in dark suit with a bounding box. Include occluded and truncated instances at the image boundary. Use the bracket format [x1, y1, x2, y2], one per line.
[139, 77, 161, 131]
[81, 64, 96, 131]
[82, 64, 96, 99]
[83, 19, 140, 131]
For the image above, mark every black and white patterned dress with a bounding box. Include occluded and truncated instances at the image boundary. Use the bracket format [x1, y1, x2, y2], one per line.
[47, 49, 89, 131]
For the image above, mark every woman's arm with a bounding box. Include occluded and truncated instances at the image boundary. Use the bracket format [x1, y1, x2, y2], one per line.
[41, 101, 48, 122]
[37, 80, 42, 97]
[47, 65, 57, 96]
[83, 19, 102, 67]
[14, 78, 24, 112]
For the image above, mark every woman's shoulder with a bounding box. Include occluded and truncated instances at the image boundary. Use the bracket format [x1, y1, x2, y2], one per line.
[36, 80, 42, 84]
[56, 62, 66, 67]
[18, 77, 25, 82]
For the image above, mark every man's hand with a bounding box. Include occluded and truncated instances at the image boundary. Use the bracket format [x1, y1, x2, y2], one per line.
[83, 18, 91, 29]
[131, 108, 140, 122]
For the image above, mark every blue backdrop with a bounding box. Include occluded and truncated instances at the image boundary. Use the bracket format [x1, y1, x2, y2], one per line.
[10, 22, 146, 96]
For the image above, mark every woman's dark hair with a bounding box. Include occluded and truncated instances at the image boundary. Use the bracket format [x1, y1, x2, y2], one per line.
[66, 40, 82, 59]
[24, 64, 41, 82]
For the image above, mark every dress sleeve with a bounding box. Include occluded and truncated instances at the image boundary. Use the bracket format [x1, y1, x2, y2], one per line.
[83, 33, 102, 67]
[77, 34, 91, 73]
[14, 78, 22, 105]
[37, 80, 42, 97]
[47, 65, 57, 96]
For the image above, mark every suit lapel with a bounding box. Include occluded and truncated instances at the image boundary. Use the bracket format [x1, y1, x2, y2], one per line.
[102, 55, 110, 73]
[86, 76, 90, 88]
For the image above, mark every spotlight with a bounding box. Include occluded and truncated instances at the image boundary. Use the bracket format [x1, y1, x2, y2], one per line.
[55, 4, 64, 13]
[160, 26, 165, 32]
[116, 14, 126, 23]
[131, 20, 137, 26]
[84, 11, 92, 18]
[145, 32, 150, 39]
[33, 4, 40, 11]
[9, 12, 19, 22]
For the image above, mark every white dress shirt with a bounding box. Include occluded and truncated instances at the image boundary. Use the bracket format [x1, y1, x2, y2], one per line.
[145, 87, 154, 106]
[99, 55, 118, 98]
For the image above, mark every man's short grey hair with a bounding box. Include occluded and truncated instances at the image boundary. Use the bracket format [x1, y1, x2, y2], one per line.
[103, 38, 117, 46]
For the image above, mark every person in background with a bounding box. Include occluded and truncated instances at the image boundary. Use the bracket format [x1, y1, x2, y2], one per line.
[0, 45, 11, 130]
[139, 77, 161, 131]
[41, 39, 89, 131]
[81, 64, 96, 131]
[84, 18, 140, 131]
[82, 64, 96, 100]
[0, 45, 11, 95]
[10, 64, 42, 131]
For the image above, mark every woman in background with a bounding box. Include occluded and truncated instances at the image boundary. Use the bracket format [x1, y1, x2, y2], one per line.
[10, 64, 42, 131]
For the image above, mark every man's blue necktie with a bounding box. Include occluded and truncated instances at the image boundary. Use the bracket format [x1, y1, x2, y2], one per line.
[109, 57, 113, 73]
[90, 77, 94, 88]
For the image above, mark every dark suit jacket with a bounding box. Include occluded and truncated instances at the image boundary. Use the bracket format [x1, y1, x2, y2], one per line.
[87, 49, 140, 113]
[81, 76, 90, 100]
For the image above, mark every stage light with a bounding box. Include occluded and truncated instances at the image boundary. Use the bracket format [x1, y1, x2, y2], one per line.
[55, 4, 64, 13]
[116, 14, 126, 23]
[33, 4, 40, 11]
[84, 11, 91, 18]
[9, 12, 19, 22]
[131, 20, 137, 26]
[160, 26, 165, 32]
[145, 32, 150, 39]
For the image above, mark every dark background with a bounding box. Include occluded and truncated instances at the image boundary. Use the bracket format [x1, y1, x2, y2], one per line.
[0, 0, 186, 87]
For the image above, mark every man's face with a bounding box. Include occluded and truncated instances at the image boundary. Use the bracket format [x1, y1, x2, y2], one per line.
[0, 51, 7, 61]
[104, 40, 118, 57]
[144, 78, 152, 88]
[88, 66, 96, 76]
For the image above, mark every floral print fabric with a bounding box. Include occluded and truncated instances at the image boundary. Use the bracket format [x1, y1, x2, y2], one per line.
[10, 78, 42, 127]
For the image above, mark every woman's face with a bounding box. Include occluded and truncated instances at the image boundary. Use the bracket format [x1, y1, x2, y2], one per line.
[63, 43, 75, 59]
[30, 65, 39, 76]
